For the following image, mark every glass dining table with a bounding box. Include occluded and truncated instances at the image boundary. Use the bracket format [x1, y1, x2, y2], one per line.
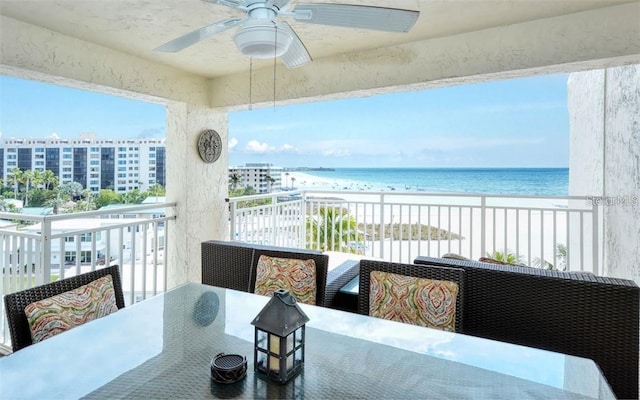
[0, 283, 614, 399]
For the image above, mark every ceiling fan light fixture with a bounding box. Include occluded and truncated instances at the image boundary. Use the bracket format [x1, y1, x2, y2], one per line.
[233, 20, 293, 58]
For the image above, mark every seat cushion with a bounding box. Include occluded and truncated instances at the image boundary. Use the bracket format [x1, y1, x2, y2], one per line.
[254, 255, 317, 305]
[25, 274, 119, 343]
[369, 271, 459, 332]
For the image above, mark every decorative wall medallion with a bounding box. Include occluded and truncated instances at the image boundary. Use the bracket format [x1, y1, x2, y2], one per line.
[198, 129, 222, 163]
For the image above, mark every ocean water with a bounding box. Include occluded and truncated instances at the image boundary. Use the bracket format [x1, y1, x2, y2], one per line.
[299, 168, 569, 196]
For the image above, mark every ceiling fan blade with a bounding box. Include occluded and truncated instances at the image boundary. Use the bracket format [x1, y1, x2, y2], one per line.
[269, 0, 292, 10]
[154, 18, 245, 52]
[203, 0, 248, 11]
[293, 4, 419, 33]
[279, 22, 312, 68]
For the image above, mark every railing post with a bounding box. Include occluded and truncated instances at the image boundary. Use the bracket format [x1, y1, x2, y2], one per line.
[301, 191, 307, 249]
[480, 196, 486, 259]
[379, 193, 385, 260]
[592, 201, 599, 275]
[41, 217, 52, 285]
[271, 195, 278, 246]
[228, 198, 236, 241]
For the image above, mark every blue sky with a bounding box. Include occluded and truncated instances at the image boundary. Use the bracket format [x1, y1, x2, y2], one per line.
[1, 73, 569, 168]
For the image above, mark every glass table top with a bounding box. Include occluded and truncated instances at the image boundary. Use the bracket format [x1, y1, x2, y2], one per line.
[0, 283, 614, 399]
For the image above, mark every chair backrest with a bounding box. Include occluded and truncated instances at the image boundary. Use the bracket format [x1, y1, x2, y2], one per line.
[249, 245, 329, 307]
[358, 260, 465, 332]
[414, 255, 639, 400]
[201, 240, 257, 292]
[201, 240, 329, 306]
[3, 265, 125, 352]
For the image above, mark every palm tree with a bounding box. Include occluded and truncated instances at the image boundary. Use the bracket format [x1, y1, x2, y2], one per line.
[59, 181, 84, 200]
[533, 243, 567, 271]
[284, 172, 290, 189]
[119, 189, 145, 204]
[147, 184, 165, 197]
[45, 197, 67, 214]
[306, 206, 363, 253]
[264, 175, 276, 193]
[485, 250, 524, 265]
[41, 169, 59, 190]
[32, 170, 44, 189]
[20, 170, 34, 206]
[291, 177, 296, 189]
[229, 172, 241, 191]
[8, 167, 23, 199]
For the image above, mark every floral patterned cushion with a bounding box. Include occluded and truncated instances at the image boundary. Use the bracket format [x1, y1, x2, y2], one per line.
[25, 274, 118, 343]
[369, 271, 459, 332]
[254, 255, 317, 305]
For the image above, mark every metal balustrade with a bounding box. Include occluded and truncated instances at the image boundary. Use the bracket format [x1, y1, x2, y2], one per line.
[0, 203, 176, 351]
[229, 190, 603, 274]
[0, 193, 602, 351]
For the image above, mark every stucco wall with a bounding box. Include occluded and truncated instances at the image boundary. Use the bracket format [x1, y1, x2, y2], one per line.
[165, 104, 230, 288]
[568, 65, 640, 284]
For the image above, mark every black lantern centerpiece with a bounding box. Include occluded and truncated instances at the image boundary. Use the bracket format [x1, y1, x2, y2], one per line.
[251, 289, 309, 384]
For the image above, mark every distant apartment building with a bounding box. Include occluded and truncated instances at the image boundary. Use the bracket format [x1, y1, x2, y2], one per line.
[229, 163, 283, 194]
[0, 137, 166, 194]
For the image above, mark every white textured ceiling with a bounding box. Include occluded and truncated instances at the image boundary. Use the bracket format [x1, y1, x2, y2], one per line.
[0, 0, 635, 78]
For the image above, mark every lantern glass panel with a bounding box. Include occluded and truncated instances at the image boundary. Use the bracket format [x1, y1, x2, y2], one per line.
[295, 329, 303, 347]
[257, 330, 267, 349]
[295, 348, 303, 363]
[257, 350, 267, 369]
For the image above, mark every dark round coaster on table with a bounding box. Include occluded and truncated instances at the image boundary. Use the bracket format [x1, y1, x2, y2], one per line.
[211, 353, 247, 384]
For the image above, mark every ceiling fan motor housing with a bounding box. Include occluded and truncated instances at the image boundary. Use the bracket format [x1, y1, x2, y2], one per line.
[233, 17, 293, 58]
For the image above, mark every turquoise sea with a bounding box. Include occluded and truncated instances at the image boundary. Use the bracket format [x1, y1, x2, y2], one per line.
[299, 168, 569, 196]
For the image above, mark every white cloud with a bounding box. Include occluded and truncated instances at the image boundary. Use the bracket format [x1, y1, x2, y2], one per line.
[322, 148, 351, 157]
[243, 140, 298, 154]
[245, 140, 274, 154]
[228, 137, 238, 150]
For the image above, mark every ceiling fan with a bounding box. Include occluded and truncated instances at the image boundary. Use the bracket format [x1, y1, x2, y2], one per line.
[154, 0, 420, 68]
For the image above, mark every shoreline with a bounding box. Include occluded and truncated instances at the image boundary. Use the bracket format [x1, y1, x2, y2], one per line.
[284, 168, 569, 197]
[287, 171, 433, 193]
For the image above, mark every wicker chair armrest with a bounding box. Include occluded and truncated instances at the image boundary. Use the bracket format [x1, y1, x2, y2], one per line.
[324, 259, 360, 308]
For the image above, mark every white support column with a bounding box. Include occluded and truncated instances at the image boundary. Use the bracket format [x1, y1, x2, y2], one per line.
[568, 65, 640, 284]
[165, 102, 230, 288]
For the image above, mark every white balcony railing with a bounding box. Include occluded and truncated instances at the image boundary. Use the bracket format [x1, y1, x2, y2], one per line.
[229, 190, 603, 274]
[0, 202, 176, 350]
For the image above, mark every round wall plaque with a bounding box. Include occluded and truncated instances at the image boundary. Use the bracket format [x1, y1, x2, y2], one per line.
[197, 129, 222, 163]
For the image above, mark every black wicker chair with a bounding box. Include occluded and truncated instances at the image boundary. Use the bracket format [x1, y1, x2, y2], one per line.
[358, 259, 465, 332]
[202, 240, 330, 306]
[414, 256, 639, 400]
[3, 265, 125, 352]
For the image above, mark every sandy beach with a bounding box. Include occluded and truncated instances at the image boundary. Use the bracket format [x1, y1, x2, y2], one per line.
[287, 171, 397, 192]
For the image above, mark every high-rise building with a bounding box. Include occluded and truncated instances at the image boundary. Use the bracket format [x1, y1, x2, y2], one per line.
[0, 137, 166, 194]
[229, 163, 283, 194]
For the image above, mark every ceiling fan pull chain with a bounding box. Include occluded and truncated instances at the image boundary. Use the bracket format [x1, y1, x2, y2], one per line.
[249, 57, 253, 111]
[273, 24, 277, 110]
